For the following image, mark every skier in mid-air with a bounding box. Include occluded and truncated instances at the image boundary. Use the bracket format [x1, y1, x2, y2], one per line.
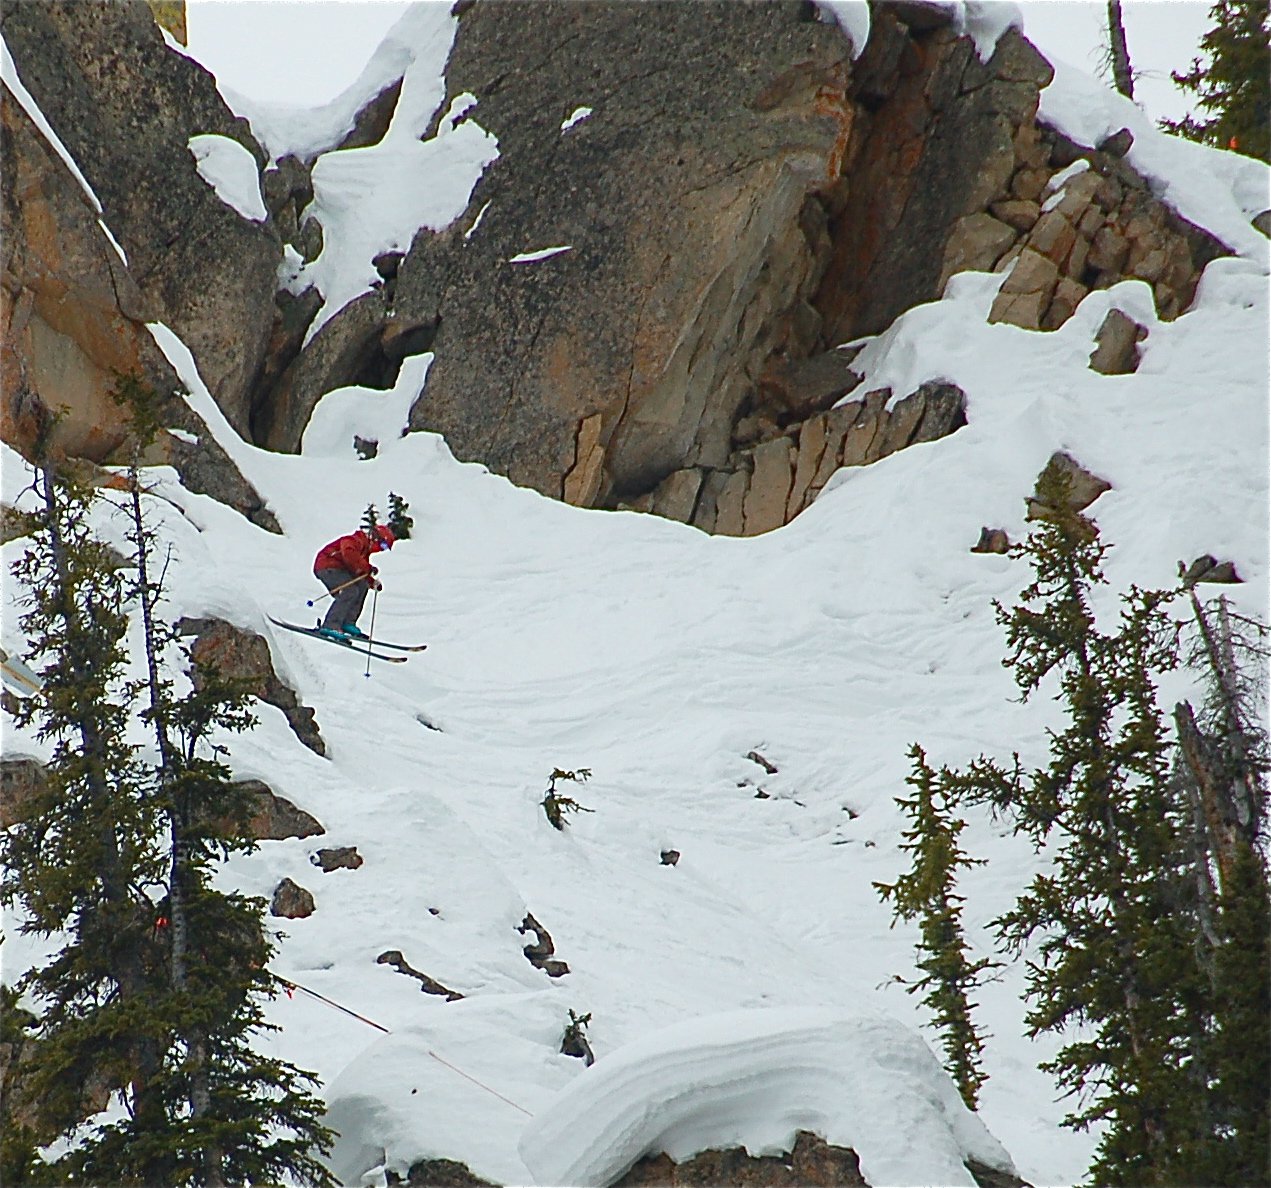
[312, 523, 395, 640]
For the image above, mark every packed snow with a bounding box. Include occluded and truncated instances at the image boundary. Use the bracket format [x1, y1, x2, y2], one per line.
[3, 4, 1269, 1187]
[517, 1009, 1015, 1186]
[187, 133, 269, 222]
[508, 246, 574, 265]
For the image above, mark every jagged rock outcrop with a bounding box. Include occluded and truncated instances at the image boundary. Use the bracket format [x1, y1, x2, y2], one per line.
[986, 129, 1224, 331]
[0, 87, 279, 530]
[1, 0, 281, 438]
[614, 1134, 1029, 1188]
[631, 379, 966, 536]
[230, 779, 325, 841]
[384, 2, 1038, 530]
[177, 617, 326, 755]
[614, 1132, 866, 1186]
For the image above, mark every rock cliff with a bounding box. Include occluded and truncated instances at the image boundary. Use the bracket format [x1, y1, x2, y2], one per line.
[0, 0, 1228, 540]
[382, 0, 1221, 535]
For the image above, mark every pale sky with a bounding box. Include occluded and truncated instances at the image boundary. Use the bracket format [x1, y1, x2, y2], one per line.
[185, 0, 1213, 125]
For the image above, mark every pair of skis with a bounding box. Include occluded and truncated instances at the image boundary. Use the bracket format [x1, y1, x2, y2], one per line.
[268, 617, 426, 665]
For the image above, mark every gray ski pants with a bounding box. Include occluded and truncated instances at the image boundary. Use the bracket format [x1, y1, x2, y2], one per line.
[315, 567, 369, 630]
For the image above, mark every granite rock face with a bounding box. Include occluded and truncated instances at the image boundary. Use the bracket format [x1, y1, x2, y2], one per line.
[392, 1, 1046, 530]
[1, 0, 281, 438]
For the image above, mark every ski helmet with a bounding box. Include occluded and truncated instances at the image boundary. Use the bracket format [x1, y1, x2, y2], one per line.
[374, 524, 396, 551]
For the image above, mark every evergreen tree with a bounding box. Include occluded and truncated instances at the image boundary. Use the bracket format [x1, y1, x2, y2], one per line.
[387, 491, 414, 540]
[1171, 592, 1270, 1184]
[1162, 0, 1270, 162]
[874, 745, 998, 1109]
[986, 478, 1208, 1185]
[3, 402, 336, 1186]
[1, 459, 172, 1180]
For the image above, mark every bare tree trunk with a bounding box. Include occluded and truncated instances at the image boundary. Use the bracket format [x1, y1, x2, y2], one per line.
[1107, 0, 1135, 99]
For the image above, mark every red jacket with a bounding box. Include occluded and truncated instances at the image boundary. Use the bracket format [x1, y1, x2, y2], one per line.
[314, 531, 376, 578]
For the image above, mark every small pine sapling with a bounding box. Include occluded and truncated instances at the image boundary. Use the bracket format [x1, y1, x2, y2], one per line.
[387, 492, 414, 540]
[541, 768, 594, 830]
[560, 1009, 595, 1065]
[361, 503, 380, 533]
[875, 744, 999, 1109]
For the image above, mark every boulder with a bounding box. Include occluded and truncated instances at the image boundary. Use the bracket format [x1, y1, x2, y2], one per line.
[177, 617, 325, 755]
[518, 912, 570, 978]
[1096, 127, 1134, 157]
[1182, 555, 1243, 585]
[404, 1158, 497, 1188]
[229, 780, 325, 841]
[939, 213, 1018, 289]
[312, 845, 364, 872]
[1089, 308, 1147, 375]
[1, 0, 281, 439]
[271, 877, 315, 919]
[971, 527, 1011, 554]
[1026, 451, 1112, 520]
[989, 249, 1060, 328]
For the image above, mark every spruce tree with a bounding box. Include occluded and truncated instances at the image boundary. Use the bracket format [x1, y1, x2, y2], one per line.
[3, 402, 336, 1186]
[1, 459, 172, 1180]
[986, 477, 1207, 1185]
[1162, 0, 1270, 161]
[1171, 592, 1269, 1184]
[387, 491, 414, 540]
[874, 745, 998, 1109]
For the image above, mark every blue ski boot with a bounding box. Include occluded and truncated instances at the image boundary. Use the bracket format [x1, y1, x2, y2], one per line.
[342, 623, 368, 640]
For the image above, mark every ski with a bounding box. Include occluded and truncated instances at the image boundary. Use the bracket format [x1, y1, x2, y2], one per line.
[349, 636, 427, 653]
[268, 617, 408, 664]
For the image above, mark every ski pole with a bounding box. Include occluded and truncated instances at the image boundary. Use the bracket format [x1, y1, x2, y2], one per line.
[306, 573, 369, 607]
[364, 586, 379, 680]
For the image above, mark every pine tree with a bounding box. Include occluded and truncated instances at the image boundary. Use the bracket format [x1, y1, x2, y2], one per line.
[103, 375, 337, 1186]
[387, 491, 414, 540]
[874, 745, 998, 1109]
[985, 478, 1207, 1185]
[3, 394, 336, 1186]
[1162, 0, 1270, 161]
[1171, 592, 1270, 1184]
[1, 459, 172, 1179]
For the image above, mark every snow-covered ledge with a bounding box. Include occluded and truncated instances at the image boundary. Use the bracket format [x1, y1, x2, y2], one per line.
[517, 1007, 1018, 1187]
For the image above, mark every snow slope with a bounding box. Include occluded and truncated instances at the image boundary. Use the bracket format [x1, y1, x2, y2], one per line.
[3, 7, 1268, 1187]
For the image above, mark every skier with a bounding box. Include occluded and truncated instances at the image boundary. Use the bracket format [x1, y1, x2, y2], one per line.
[313, 524, 395, 640]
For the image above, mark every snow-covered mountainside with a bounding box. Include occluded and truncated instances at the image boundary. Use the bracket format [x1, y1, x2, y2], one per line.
[2, 2, 1268, 1185]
